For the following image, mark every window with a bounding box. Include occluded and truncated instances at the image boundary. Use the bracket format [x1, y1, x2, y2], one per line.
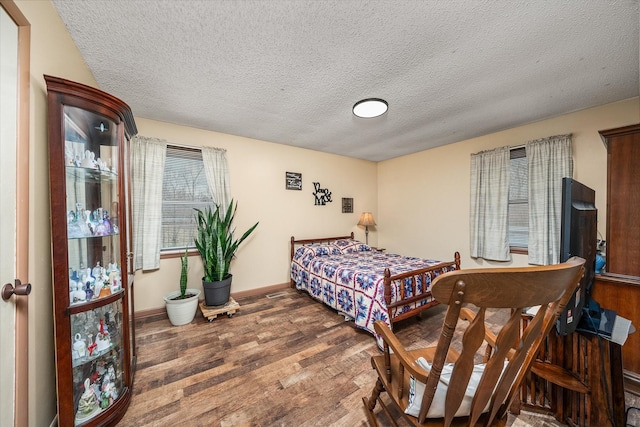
[161, 145, 212, 251]
[473, 135, 571, 262]
[508, 147, 528, 250]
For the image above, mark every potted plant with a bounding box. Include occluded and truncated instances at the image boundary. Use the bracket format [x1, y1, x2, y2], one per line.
[163, 248, 201, 326]
[195, 200, 258, 306]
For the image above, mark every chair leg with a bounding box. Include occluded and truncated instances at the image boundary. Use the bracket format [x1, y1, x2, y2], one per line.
[362, 397, 380, 427]
[362, 378, 385, 427]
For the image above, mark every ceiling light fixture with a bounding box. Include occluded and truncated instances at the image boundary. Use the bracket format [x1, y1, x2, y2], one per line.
[352, 98, 388, 118]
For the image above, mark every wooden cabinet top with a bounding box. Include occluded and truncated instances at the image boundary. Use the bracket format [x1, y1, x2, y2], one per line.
[599, 123, 640, 147]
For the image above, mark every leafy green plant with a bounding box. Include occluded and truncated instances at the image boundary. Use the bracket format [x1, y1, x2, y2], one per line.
[194, 200, 259, 282]
[179, 246, 188, 298]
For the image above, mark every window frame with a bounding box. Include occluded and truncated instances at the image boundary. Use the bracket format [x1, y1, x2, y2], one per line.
[159, 144, 212, 258]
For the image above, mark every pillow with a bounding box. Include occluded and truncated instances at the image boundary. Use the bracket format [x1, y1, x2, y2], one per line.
[333, 238, 371, 254]
[303, 243, 341, 256]
[293, 246, 311, 261]
[405, 357, 509, 418]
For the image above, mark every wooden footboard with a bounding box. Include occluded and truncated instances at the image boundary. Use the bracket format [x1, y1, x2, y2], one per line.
[384, 251, 461, 326]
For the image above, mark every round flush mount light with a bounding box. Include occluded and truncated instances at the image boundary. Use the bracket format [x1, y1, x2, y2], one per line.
[352, 98, 388, 118]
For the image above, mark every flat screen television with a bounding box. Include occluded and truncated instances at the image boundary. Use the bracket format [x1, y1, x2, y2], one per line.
[556, 177, 597, 335]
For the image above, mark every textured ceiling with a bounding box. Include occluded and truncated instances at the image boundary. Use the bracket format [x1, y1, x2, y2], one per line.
[52, 0, 639, 162]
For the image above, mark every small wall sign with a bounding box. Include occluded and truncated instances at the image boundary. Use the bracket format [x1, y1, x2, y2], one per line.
[342, 198, 353, 213]
[286, 172, 302, 190]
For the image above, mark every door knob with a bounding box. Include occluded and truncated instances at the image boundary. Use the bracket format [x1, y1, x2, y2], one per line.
[2, 279, 32, 301]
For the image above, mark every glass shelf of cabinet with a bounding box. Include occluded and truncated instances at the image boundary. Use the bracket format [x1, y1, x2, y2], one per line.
[66, 166, 118, 180]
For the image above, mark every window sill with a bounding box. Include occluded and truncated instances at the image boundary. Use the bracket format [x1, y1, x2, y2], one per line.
[510, 246, 528, 255]
[160, 248, 199, 259]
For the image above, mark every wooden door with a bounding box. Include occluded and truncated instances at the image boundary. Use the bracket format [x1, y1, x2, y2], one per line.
[0, 2, 30, 426]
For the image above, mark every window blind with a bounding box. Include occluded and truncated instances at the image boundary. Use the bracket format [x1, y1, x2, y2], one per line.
[162, 145, 212, 250]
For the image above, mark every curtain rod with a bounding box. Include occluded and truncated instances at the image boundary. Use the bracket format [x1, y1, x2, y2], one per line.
[511, 133, 573, 150]
[132, 135, 217, 152]
[166, 142, 226, 153]
[166, 142, 200, 151]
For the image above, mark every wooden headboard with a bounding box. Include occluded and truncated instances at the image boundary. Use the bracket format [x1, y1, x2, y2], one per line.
[290, 232, 355, 261]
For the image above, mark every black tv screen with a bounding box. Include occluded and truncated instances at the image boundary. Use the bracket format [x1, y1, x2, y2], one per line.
[557, 177, 597, 335]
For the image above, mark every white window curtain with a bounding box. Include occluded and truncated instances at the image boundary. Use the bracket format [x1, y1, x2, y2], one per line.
[131, 135, 166, 271]
[527, 134, 573, 265]
[201, 146, 231, 213]
[469, 146, 510, 261]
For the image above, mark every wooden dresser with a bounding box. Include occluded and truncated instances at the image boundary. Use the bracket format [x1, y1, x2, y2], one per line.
[597, 123, 640, 389]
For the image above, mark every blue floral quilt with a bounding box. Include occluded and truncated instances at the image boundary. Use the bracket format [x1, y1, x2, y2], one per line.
[290, 239, 454, 347]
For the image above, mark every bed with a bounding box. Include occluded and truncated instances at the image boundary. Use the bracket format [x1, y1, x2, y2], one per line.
[290, 233, 460, 347]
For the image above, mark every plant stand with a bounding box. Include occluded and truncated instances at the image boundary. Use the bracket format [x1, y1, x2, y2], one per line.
[199, 297, 240, 322]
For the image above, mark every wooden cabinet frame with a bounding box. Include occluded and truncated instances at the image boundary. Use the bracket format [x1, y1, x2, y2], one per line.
[46, 75, 137, 426]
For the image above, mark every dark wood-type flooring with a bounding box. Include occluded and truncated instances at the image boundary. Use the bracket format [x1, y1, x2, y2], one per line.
[117, 288, 569, 427]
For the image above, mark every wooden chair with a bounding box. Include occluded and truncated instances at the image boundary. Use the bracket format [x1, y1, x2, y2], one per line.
[362, 257, 585, 427]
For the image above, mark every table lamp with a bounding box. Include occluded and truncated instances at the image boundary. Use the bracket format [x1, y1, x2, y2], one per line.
[357, 212, 376, 245]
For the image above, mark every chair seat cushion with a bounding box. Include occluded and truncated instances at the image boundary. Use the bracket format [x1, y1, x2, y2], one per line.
[405, 357, 507, 418]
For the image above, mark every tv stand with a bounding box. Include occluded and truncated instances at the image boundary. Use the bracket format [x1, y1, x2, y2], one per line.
[517, 316, 626, 426]
[592, 273, 640, 389]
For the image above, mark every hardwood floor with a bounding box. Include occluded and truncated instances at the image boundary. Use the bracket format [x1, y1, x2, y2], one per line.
[118, 288, 569, 426]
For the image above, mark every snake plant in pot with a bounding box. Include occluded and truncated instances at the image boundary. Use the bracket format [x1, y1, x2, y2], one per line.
[194, 200, 258, 306]
[164, 247, 201, 326]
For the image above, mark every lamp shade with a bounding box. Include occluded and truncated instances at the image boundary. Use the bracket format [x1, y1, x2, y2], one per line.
[358, 212, 376, 227]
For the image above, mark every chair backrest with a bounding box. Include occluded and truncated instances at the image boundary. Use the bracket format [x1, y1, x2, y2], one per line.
[419, 256, 585, 426]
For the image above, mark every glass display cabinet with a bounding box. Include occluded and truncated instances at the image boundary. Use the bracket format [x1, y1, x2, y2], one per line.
[45, 75, 137, 426]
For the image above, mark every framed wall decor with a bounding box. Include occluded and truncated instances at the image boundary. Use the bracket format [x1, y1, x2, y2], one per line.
[342, 198, 353, 213]
[286, 172, 302, 190]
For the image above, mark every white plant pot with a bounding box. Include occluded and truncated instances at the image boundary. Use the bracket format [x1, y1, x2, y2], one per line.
[164, 288, 201, 326]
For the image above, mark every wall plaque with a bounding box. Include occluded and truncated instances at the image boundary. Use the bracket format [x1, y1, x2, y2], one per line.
[342, 198, 353, 213]
[286, 172, 302, 190]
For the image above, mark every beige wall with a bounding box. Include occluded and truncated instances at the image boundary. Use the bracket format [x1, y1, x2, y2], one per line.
[14, 0, 100, 425]
[136, 98, 640, 312]
[133, 118, 378, 311]
[378, 98, 639, 269]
